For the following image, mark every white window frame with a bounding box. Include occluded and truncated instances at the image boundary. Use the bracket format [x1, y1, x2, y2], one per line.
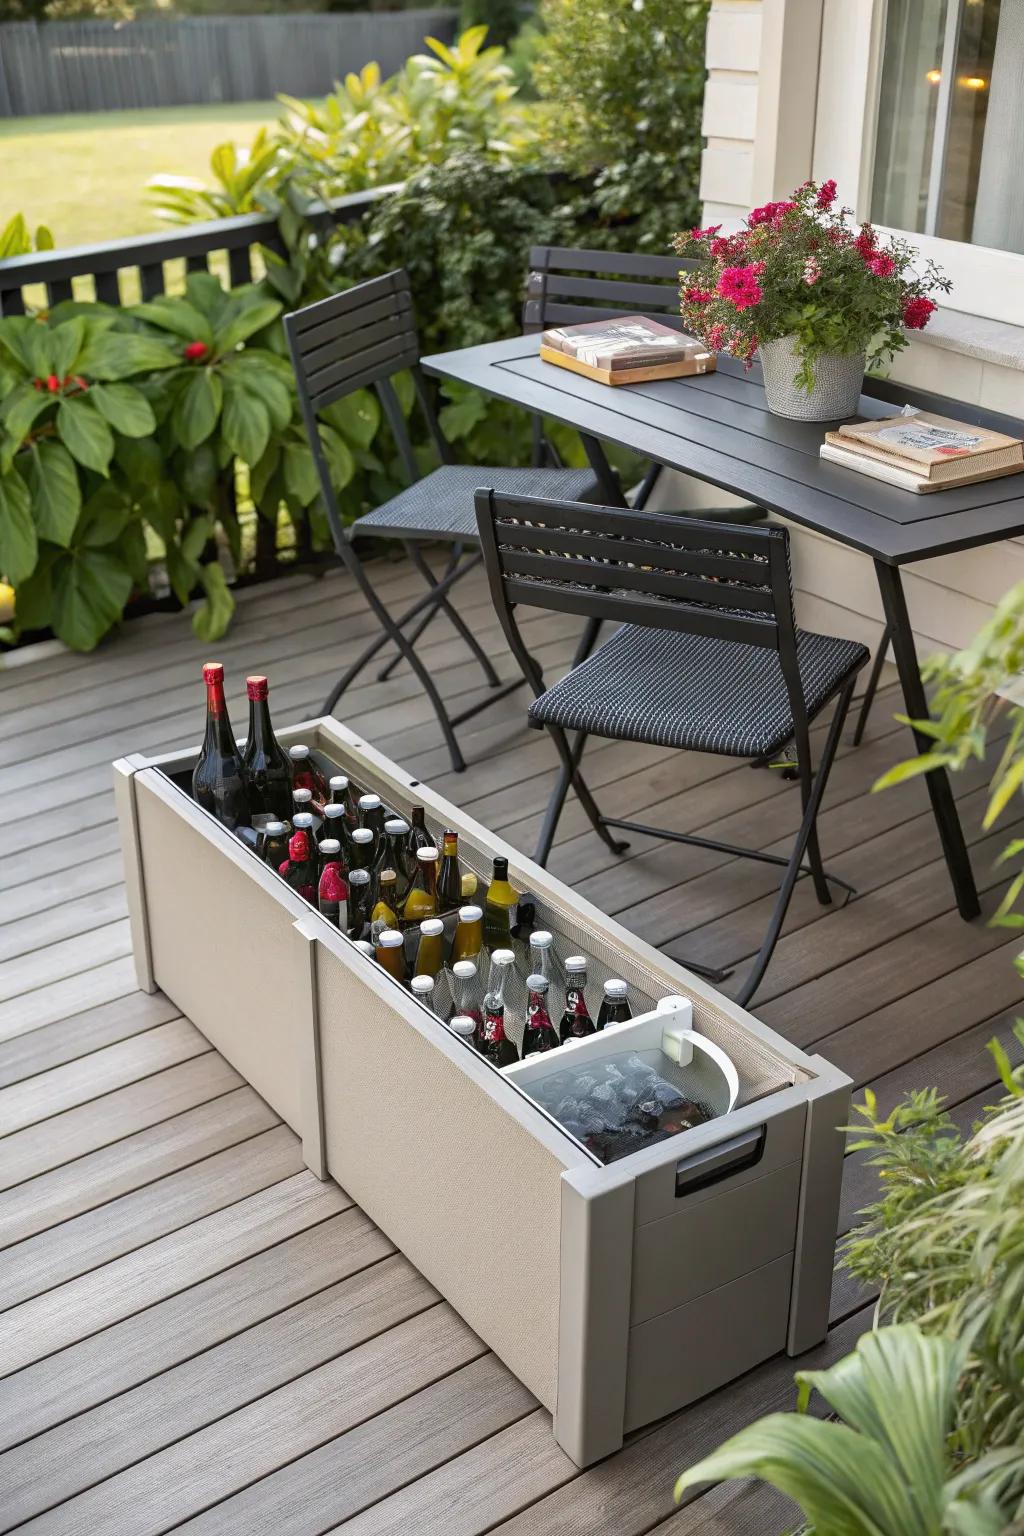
[812, 0, 1024, 328]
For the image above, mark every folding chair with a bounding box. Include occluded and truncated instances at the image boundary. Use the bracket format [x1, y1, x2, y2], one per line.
[284, 270, 602, 773]
[475, 488, 870, 1006]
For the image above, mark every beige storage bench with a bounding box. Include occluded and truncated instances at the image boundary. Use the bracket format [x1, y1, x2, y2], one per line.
[114, 715, 851, 1468]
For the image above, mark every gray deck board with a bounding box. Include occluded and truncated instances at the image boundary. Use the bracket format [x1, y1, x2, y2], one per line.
[0, 551, 1016, 1534]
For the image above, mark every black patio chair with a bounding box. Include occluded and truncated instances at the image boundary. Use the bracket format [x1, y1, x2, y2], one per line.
[474, 488, 870, 1006]
[284, 270, 602, 773]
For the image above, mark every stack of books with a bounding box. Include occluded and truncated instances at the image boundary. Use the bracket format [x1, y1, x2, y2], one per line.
[540, 316, 714, 386]
[819, 411, 1024, 493]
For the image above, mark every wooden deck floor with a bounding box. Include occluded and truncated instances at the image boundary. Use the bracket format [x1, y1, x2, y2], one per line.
[1, 555, 1021, 1535]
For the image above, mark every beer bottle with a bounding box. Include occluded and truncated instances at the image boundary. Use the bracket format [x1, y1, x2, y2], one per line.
[410, 974, 437, 1014]
[358, 793, 386, 843]
[281, 828, 316, 903]
[329, 774, 360, 830]
[317, 857, 348, 930]
[375, 929, 407, 984]
[347, 867, 372, 939]
[449, 1014, 478, 1047]
[320, 801, 349, 853]
[479, 949, 519, 1066]
[370, 868, 400, 944]
[289, 744, 328, 806]
[403, 846, 439, 926]
[450, 959, 483, 1029]
[383, 818, 413, 900]
[257, 820, 290, 869]
[349, 827, 375, 870]
[414, 917, 445, 979]
[597, 978, 632, 1030]
[523, 974, 560, 1057]
[436, 830, 463, 912]
[560, 956, 596, 1043]
[450, 904, 483, 966]
[483, 857, 519, 950]
[192, 662, 250, 830]
[292, 787, 319, 835]
[292, 811, 316, 862]
[317, 836, 344, 879]
[241, 676, 292, 822]
[407, 805, 433, 857]
[528, 930, 554, 984]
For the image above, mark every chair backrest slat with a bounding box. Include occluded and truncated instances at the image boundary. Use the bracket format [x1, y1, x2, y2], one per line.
[475, 490, 793, 655]
[285, 272, 418, 414]
[523, 245, 697, 334]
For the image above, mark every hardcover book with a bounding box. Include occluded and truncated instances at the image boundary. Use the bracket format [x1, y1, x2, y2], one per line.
[540, 316, 714, 386]
[829, 411, 1024, 484]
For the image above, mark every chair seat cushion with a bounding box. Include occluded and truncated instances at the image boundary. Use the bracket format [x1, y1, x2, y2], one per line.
[528, 624, 869, 759]
[356, 464, 601, 543]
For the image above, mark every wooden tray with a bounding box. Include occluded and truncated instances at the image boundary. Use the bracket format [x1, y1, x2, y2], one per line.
[539, 342, 715, 386]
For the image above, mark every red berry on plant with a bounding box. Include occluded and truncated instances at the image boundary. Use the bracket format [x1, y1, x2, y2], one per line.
[183, 341, 209, 362]
[45, 374, 60, 393]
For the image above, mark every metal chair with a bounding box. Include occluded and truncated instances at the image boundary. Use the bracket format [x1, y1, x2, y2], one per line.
[284, 270, 602, 773]
[475, 488, 870, 1006]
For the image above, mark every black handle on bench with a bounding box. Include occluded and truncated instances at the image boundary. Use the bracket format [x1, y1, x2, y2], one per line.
[674, 1126, 767, 1197]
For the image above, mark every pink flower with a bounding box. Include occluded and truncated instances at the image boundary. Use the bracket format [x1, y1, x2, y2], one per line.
[854, 226, 877, 259]
[710, 232, 748, 260]
[716, 263, 764, 311]
[749, 199, 797, 229]
[706, 322, 728, 352]
[683, 285, 713, 304]
[816, 178, 838, 209]
[867, 252, 896, 278]
[903, 296, 937, 330]
[690, 223, 723, 242]
[803, 256, 821, 285]
[827, 226, 850, 246]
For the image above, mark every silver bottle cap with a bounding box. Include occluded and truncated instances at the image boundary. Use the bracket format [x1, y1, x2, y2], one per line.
[292, 812, 314, 831]
[449, 1014, 477, 1038]
[564, 955, 587, 974]
[491, 948, 515, 967]
[329, 774, 349, 790]
[530, 929, 553, 949]
[359, 793, 381, 811]
[323, 803, 346, 819]
[417, 846, 439, 862]
[319, 839, 341, 856]
[526, 973, 549, 992]
[351, 828, 374, 845]
[458, 905, 483, 923]
[349, 868, 370, 886]
[264, 821, 286, 835]
[289, 744, 310, 760]
[353, 939, 375, 957]
[410, 974, 435, 996]
[419, 918, 444, 936]
[377, 930, 404, 949]
[385, 818, 410, 835]
[452, 959, 478, 979]
[603, 978, 628, 997]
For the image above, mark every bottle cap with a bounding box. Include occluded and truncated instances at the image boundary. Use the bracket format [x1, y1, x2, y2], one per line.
[378, 867, 398, 884]
[352, 939, 375, 957]
[329, 774, 349, 790]
[349, 868, 370, 886]
[245, 675, 268, 700]
[201, 661, 224, 682]
[351, 828, 374, 844]
[385, 818, 410, 835]
[323, 802, 346, 818]
[288, 831, 311, 860]
[603, 978, 628, 997]
[419, 917, 444, 937]
[289, 744, 310, 761]
[377, 929, 404, 949]
[565, 955, 588, 973]
[293, 788, 313, 805]
[458, 905, 483, 923]
[292, 812, 314, 831]
[417, 846, 439, 862]
[359, 793, 381, 811]
[526, 972, 549, 992]
[493, 856, 509, 879]
[410, 974, 435, 996]
[491, 948, 515, 967]
[530, 929, 553, 949]
[319, 838, 341, 856]
[449, 1014, 477, 1038]
[264, 820, 286, 835]
[452, 959, 478, 980]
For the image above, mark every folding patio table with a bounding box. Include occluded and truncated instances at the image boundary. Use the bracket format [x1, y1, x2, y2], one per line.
[423, 336, 1024, 922]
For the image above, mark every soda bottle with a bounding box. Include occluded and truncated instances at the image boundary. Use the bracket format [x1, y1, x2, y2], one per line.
[436, 830, 463, 912]
[289, 744, 328, 806]
[320, 800, 349, 852]
[317, 858, 348, 930]
[349, 827, 376, 870]
[560, 956, 596, 1043]
[317, 836, 345, 880]
[528, 930, 555, 984]
[257, 820, 290, 869]
[449, 1014, 478, 1048]
[414, 917, 445, 978]
[292, 812, 316, 868]
[241, 676, 292, 822]
[329, 774, 360, 830]
[402, 846, 439, 926]
[407, 805, 434, 858]
[370, 868, 400, 944]
[192, 662, 250, 830]
[483, 857, 518, 949]
[292, 787, 320, 835]
[479, 949, 519, 1066]
[347, 867, 372, 938]
[450, 904, 483, 965]
[597, 978, 632, 1030]
[358, 793, 387, 844]
[375, 929, 407, 984]
[410, 974, 437, 1014]
[523, 974, 560, 1057]
[450, 959, 483, 1029]
[280, 828, 316, 902]
[383, 818, 413, 902]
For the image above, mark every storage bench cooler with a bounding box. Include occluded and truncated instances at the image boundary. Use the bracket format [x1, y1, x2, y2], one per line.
[114, 714, 850, 1467]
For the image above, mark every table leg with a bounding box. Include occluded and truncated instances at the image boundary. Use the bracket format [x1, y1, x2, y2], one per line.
[874, 561, 980, 920]
[579, 433, 628, 506]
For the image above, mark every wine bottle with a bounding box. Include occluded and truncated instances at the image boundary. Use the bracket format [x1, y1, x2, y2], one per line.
[257, 820, 289, 869]
[436, 830, 463, 912]
[317, 856, 348, 930]
[347, 867, 372, 938]
[193, 662, 250, 830]
[289, 744, 328, 806]
[280, 828, 316, 902]
[241, 676, 292, 821]
[402, 846, 439, 926]
[370, 868, 400, 944]
[320, 801, 349, 853]
[329, 774, 360, 830]
[407, 806, 433, 858]
[483, 857, 519, 950]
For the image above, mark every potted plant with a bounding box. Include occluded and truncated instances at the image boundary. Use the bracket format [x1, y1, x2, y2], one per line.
[674, 179, 950, 421]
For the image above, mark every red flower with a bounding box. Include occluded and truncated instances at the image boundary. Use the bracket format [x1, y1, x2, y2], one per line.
[45, 374, 60, 393]
[827, 226, 850, 246]
[854, 226, 877, 259]
[902, 296, 937, 330]
[690, 223, 723, 242]
[716, 264, 764, 311]
[183, 340, 209, 362]
[706, 322, 728, 352]
[709, 233, 747, 259]
[749, 199, 797, 229]
[816, 178, 838, 209]
[867, 253, 896, 278]
[683, 285, 713, 304]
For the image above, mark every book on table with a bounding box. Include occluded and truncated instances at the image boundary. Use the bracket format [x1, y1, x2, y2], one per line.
[540, 316, 715, 385]
[819, 410, 1024, 493]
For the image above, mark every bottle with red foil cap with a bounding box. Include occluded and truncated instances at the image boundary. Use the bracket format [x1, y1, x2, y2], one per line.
[241, 675, 292, 822]
[279, 828, 316, 902]
[523, 974, 560, 1057]
[192, 661, 250, 830]
[559, 956, 596, 1044]
[479, 950, 519, 1066]
[317, 849, 349, 929]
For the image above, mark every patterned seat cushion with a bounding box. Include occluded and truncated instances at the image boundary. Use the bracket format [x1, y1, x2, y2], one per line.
[356, 464, 601, 543]
[528, 623, 869, 759]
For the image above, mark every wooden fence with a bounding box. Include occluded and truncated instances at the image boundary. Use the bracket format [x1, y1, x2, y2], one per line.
[0, 9, 457, 117]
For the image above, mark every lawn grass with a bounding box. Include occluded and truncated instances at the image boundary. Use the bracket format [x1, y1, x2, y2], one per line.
[0, 102, 280, 247]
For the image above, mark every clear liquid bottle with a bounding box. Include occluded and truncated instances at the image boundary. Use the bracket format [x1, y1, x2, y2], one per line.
[450, 959, 483, 1029]
[479, 948, 519, 1066]
[597, 978, 632, 1030]
[528, 930, 555, 984]
[410, 973, 438, 1015]
[449, 1013, 478, 1048]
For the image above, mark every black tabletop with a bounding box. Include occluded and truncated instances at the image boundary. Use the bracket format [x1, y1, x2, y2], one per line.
[423, 335, 1024, 566]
